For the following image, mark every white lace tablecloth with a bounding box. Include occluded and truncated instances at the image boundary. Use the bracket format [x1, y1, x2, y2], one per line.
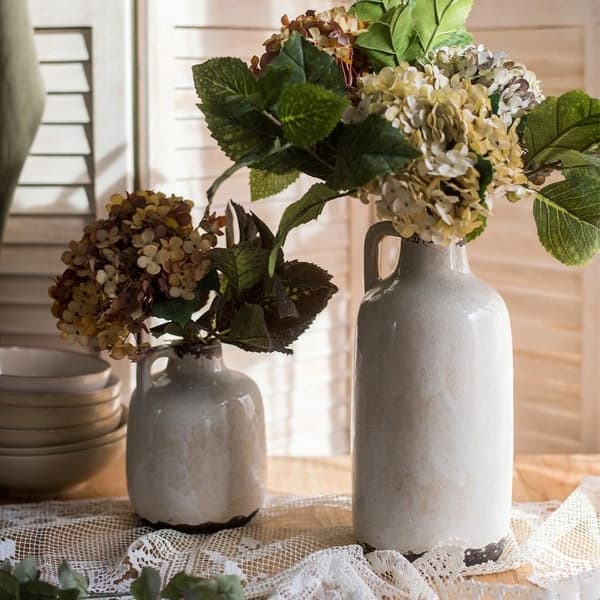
[2, 478, 600, 599]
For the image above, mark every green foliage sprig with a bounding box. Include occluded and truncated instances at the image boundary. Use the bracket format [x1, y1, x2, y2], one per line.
[0, 560, 242, 600]
[193, 30, 419, 274]
[150, 201, 338, 354]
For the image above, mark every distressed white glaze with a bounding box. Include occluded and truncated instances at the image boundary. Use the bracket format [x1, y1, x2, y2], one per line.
[353, 223, 513, 554]
[127, 342, 266, 528]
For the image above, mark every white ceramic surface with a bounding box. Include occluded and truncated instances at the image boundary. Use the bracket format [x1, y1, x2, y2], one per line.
[0, 374, 121, 407]
[0, 346, 111, 393]
[0, 405, 123, 448]
[0, 396, 120, 429]
[0, 437, 125, 493]
[127, 342, 267, 528]
[0, 406, 126, 453]
[353, 224, 513, 554]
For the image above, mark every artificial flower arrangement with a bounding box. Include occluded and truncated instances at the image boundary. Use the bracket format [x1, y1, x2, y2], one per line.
[49, 191, 336, 359]
[193, 0, 600, 268]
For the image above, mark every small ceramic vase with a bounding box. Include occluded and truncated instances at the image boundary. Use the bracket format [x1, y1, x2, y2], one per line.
[353, 222, 514, 563]
[127, 341, 266, 531]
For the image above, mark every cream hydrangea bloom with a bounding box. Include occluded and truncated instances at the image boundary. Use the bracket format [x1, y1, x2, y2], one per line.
[348, 62, 529, 245]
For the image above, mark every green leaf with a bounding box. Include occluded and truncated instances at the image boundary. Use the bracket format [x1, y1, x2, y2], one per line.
[489, 92, 501, 115]
[209, 247, 268, 292]
[264, 261, 338, 350]
[355, 3, 416, 67]
[437, 26, 473, 48]
[278, 83, 348, 146]
[327, 114, 420, 190]
[269, 31, 346, 95]
[475, 157, 493, 200]
[522, 90, 600, 171]
[465, 214, 487, 243]
[252, 146, 333, 181]
[131, 568, 161, 600]
[249, 169, 299, 201]
[201, 110, 279, 165]
[193, 56, 282, 169]
[350, 0, 386, 20]
[57, 564, 87, 600]
[57, 590, 80, 600]
[256, 66, 292, 109]
[222, 303, 273, 352]
[269, 184, 341, 275]
[210, 575, 243, 600]
[151, 271, 217, 329]
[0, 571, 19, 600]
[533, 176, 600, 266]
[162, 573, 205, 600]
[19, 582, 57, 600]
[412, 0, 474, 54]
[192, 57, 259, 115]
[14, 562, 38, 585]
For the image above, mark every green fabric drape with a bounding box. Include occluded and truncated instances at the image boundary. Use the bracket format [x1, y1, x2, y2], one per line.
[0, 0, 46, 246]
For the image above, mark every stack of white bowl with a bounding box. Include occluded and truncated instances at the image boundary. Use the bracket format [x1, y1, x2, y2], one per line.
[0, 346, 126, 493]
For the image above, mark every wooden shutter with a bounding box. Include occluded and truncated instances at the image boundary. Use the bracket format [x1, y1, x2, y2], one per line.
[139, 0, 362, 454]
[469, 0, 600, 453]
[0, 0, 134, 396]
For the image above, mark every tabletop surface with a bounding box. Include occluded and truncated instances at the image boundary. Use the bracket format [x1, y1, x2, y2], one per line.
[3, 453, 600, 588]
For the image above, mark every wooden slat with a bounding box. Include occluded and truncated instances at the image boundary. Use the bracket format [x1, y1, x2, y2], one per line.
[42, 94, 90, 123]
[40, 63, 90, 93]
[515, 402, 581, 442]
[515, 351, 581, 384]
[10, 186, 90, 215]
[175, 147, 233, 179]
[31, 124, 91, 155]
[470, 257, 580, 300]
[173, 0, 351, 28]
[515, 429, 582, 454]
[516, 380, 581, 415]
[0, 276, 56, 305]
[174, 117, 215, 149]
[35, 31, 89, 62]
[0, 305, 57, 335]
[0, 247, 64, 276]
[499, 287, 581, 328]
[3, 216, 89, 245]
[175, 89, 201, 119]
[469, 0, 590, 28]
[19, 156, 91, 185]
[174, 27, 271, 58]
[511, 316, 581, 359]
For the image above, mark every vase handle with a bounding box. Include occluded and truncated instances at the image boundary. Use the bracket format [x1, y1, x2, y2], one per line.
[137, 346, 176, 396]
[364, 221, 401, 292]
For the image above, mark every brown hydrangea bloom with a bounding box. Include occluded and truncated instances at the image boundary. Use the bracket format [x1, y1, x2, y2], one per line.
[251, 7, 368, 87]
[49, 190, 224, 359]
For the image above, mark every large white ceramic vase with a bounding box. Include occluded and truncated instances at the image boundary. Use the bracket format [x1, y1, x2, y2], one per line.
[127, 341, 267, 531]
[353, 222, 513, 562]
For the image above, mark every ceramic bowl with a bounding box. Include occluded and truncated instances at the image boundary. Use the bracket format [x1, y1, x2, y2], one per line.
[0, 374, 121, 408]
[0, 407, 127, 493]
[0, 406, 126, 455]
[0, 396, 120, 429]
[0, 406, 123, 448]
[0, 437, 125, 493]
[0, 346, 111, 393]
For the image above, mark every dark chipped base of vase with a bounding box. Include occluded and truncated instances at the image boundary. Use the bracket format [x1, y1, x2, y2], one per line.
[142, 508, 259, 534]
[360, 537, 506, 567]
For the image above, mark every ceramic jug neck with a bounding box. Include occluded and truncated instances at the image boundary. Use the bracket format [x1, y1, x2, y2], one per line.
[398, 237, 470, 275]
[166, 341, 227, 376]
